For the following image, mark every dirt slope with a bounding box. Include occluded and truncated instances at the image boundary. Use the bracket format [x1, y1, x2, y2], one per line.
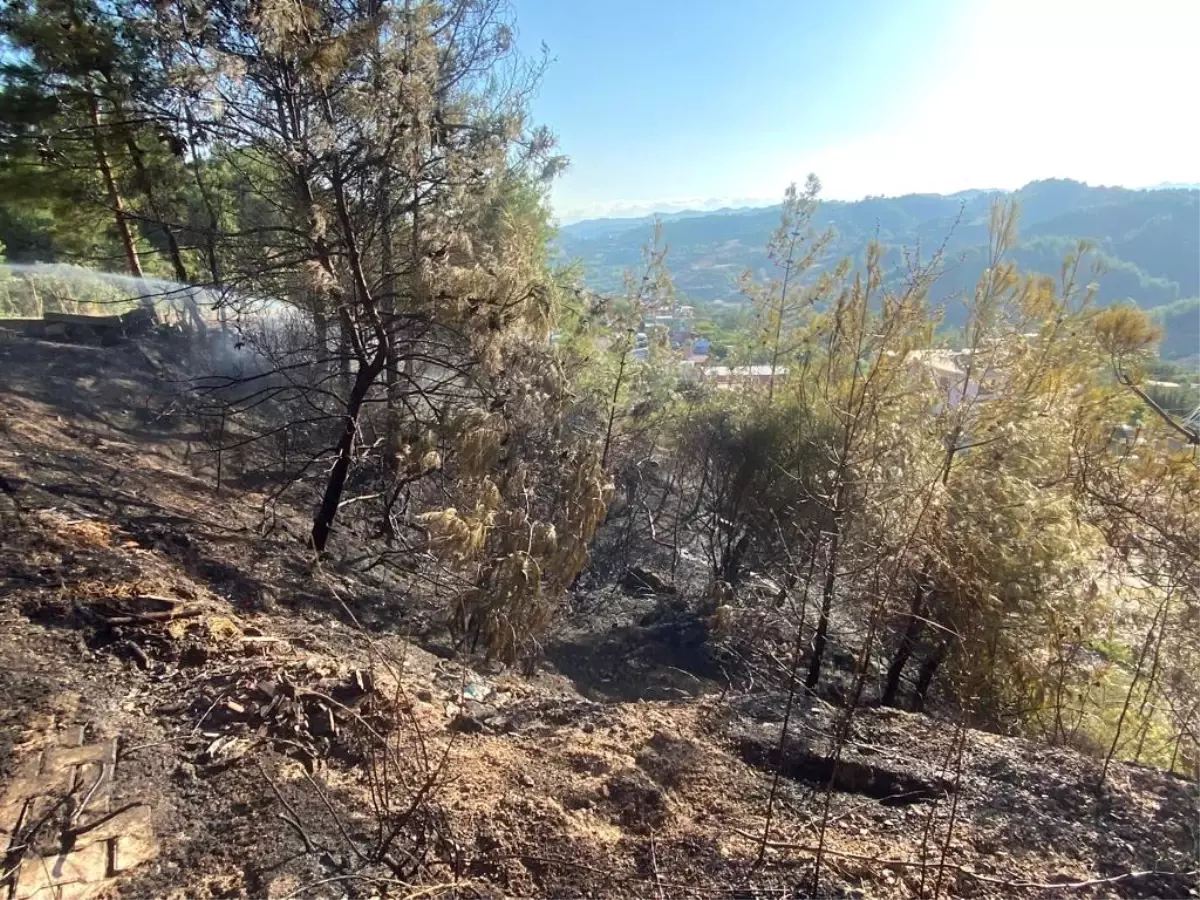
[1, 332, 1196, 900]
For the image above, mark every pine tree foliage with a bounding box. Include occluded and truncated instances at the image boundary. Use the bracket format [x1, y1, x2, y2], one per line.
[680, 191, 1197, 768]
[740, 173, 834, 401]
[0, 0, 612, 665]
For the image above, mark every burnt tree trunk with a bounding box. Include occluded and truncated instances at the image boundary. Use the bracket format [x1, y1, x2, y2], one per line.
[311, 350, 387, 553]
[601, 347, 628, 469]
[184, 105, 227, 329]
[890, 434, 962, 706]
[805, 530, 839, 691]
[339, 315, 355, 399]
[882, 581, 927, 707]
[381, 186, 402, 473]
[375, 4, 404, 474]
[911, 642, 947, 713]
[122, 130, 191, 284]
[719, 531, 750, 585]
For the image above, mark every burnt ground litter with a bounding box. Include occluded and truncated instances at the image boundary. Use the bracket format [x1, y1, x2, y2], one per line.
[0, 330, 1196, 900]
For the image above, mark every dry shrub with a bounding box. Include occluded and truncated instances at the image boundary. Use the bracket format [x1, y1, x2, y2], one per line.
[424, 450, 611, 663]
[257, 605, 461, 891]
[419, 342, 613, 663]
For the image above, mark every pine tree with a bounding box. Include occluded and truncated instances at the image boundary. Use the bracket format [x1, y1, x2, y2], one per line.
[741, 175, 833, 401]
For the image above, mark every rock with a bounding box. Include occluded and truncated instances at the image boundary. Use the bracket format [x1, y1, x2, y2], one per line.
[562, 792, 594, 811]
[831, 648, 857, 669]
[462, 681, 493, 702]
[248, 585, 277, 612]
[450, 712, 484, 734]
[416, 689, 434, 703]
[517, 772, 534, 788]
[450, 703, 501, 734]
[179, 644, 208, 668]
[620, 566, 675, 597]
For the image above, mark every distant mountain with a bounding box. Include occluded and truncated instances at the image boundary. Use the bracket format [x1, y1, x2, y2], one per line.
[556, 179, 1199, 344]
[557, 205, 769, 239]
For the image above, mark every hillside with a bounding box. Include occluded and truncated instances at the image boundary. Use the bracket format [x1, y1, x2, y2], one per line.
[556, 180, 1200, 340]
[2, 313, 1196, 900]
[4, 1, 1198, 896]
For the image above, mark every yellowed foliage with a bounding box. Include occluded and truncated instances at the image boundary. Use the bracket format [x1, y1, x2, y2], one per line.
[424, 446, 611, 663]
[1092, 305, 1161, 357]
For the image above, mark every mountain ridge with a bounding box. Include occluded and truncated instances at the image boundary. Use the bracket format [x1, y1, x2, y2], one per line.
[559, 180, 1198, 234]
[556, 180, 1200, 331]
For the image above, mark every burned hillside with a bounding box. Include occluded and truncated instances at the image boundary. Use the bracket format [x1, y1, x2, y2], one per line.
[0, 306, 1196, 900]
[0, 2, 1197, 894]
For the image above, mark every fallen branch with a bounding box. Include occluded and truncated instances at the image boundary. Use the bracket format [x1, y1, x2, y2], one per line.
[67, 802, 145, 839]
[101, 607, 204, 624]
[1116, 369, 1200, 446]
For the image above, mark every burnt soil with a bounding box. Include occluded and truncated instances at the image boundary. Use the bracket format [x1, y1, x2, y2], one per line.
[0, 331, 1196, 900]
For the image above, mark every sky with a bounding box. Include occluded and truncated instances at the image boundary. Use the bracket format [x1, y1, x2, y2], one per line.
[511, 0, 1200, 222]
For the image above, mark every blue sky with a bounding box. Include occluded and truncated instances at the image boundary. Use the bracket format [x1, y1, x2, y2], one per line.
[512, 0, 1200, 222]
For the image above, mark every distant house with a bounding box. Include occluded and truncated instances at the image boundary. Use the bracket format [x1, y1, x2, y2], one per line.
[905, 349, 980, 409]
[632, 331, 649, 362]
[679, 354, 709, 379]
[700, 365, 787, 390]
[643, 306, 698, 349]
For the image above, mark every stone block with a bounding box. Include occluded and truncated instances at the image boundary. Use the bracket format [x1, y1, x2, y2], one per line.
[2, 758, 52, 806]
[0, 794, 32, 848]
[110, 828, 158, 874]
[13, 842, 110, 900]
[57, 727, 86, 749]
[72, 762, 112, 817]
[41, 741, 114, 775]
[58, 883, 105, 900]
[72, 805, 151, 848]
